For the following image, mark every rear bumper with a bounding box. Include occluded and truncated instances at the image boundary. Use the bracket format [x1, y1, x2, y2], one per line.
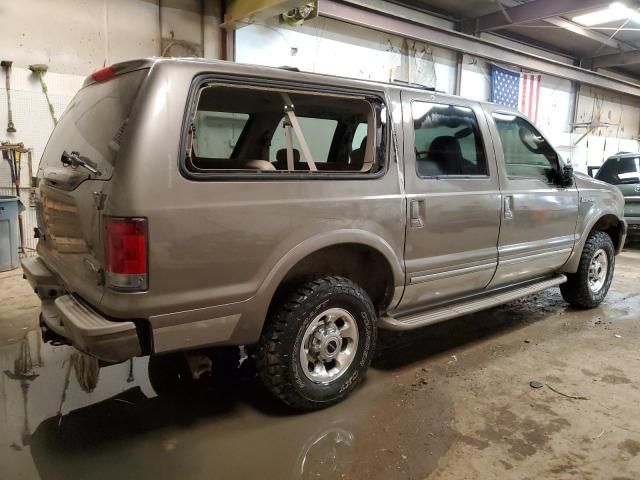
[21, 257, 142, 363]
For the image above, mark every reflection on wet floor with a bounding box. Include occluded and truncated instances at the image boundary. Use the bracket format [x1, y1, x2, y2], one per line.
[0, 290, 566, 480]
[0, 330, 387, 480]
[2, 247, 640, 479]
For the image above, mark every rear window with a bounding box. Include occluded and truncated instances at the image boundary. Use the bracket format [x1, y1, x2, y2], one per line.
[184, 83, 385, 176]
[596, 156, 640, 185]
[40, 69, 148, 179]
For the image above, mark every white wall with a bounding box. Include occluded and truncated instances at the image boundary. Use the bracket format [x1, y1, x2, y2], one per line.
[0, 0, 222, 75]
[0, 0, 222, 181]
[236, 16, 458, 93]
[573, 85, 640, 170]
[0, 67, 84, 188]
[236, 14, 640, 172]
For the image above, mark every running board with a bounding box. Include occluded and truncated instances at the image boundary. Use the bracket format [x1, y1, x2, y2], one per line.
[379, 275, 567, 331]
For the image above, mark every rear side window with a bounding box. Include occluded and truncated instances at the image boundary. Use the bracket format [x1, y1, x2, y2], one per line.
[184, 83, 385, 176]
[40, 69, 148, 180]
[412, 102, 487, 177]
[596, 157, 640, 185]
[492, 113, 559, 183]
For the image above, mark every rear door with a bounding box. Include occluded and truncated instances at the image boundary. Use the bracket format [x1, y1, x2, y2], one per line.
[397, 92, 501, 312]
[485, 108, 579, 286]
[36, 68, 148, 305]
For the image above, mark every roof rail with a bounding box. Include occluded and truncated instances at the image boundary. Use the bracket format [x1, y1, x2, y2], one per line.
[391, 79, 436, 91]
[278, 66, 300, 72]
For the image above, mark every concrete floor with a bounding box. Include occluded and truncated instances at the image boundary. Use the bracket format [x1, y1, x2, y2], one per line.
[1, 247, 640, 480]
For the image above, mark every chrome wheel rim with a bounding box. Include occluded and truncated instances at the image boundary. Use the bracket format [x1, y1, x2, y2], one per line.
[299, 308, 359, 383]
[588, 248, 608, 293]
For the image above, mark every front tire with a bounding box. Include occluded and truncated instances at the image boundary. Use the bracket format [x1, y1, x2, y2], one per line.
[561, 231, 615, 309]
[257, 276, 377, 411]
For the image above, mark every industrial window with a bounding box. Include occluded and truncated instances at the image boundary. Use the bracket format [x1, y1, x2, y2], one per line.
[493, 113, 559, 183]
[412, 102, 488, 177]
[185, 83, 384, 175]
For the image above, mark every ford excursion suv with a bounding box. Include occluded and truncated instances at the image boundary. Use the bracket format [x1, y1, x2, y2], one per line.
[595, 152, 640, 240]
[22, 58, 626, 410]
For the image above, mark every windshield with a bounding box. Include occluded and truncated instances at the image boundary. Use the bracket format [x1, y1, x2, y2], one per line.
[39, 69, 148, 180]
[596, 156, 640, 185]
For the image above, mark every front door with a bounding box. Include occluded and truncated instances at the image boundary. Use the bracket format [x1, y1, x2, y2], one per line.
[486, 109, 579, 286]
[397, 93, 502, 314]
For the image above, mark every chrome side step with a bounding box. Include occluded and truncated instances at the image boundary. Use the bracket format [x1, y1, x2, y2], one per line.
[379, 275, 567, 331]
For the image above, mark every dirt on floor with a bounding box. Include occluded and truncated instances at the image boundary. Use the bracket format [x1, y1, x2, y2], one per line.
[0, 247, 639, 480]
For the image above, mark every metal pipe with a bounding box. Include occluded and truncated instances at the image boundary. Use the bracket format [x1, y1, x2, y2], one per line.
[1, 60, 16, 133]
[158, 0, 163, 56]
[201, 0, 205, 57]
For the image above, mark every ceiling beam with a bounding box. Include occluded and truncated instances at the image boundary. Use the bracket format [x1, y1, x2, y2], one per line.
[318, 0, 640, 97]
[497, 0, 639, 53]
[593, 50, 640, 68]
[469, 0, 611, 32]
[543, 17, 634, 51]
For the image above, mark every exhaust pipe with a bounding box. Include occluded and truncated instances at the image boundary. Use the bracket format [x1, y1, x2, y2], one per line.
[1, 60, 16, 133]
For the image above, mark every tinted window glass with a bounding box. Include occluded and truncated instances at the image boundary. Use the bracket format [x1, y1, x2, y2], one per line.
[596, 157, 640, 185]
[41, 69, 148, 180]
[493, 113, 558, 182]
[412, 102, 487, 177]
[186, 84, 379, 174]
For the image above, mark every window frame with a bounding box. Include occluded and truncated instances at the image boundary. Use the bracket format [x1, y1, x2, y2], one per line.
[411, 100, 490, 180]
[491, 111, 562, 184]
[178, 74, 391, 182]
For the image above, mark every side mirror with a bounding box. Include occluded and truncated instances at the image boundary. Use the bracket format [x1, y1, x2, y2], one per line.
[558, 165, 574, 187]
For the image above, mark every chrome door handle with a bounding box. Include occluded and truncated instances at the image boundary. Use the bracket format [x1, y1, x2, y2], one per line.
[410, 199, 424, 228]
[504, 195, 514, 221]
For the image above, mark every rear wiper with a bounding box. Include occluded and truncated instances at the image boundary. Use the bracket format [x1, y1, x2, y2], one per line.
[60, 150, 101, 176]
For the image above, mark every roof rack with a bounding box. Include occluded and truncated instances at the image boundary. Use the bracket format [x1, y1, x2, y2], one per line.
[391, 79, 436, 91]
[274, 65, 444, 92]
[278, 66, 301, 72]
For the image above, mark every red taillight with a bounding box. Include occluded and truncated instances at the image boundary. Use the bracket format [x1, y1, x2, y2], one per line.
[91, 65, 116, 83]
[104, 217, 148, 291]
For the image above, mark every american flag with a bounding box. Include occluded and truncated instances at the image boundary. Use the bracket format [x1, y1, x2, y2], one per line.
[491, 65, 542, 122]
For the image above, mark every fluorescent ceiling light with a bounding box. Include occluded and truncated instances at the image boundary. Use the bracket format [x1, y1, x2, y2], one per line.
[573, 2, 640, 26]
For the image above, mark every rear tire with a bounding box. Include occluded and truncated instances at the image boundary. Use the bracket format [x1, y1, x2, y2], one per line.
[560, 231, 615, 309]
[257, 276, 377, 411]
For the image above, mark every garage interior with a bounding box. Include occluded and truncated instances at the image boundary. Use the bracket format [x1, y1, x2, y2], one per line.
[1, 0, 640, 478]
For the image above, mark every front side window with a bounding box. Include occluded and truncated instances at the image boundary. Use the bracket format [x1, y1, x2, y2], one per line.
[596, 156, 640, 185]
[493, 113, 559, 182]
[412, 102, 488, 177]
[185, 83, 384, 175]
